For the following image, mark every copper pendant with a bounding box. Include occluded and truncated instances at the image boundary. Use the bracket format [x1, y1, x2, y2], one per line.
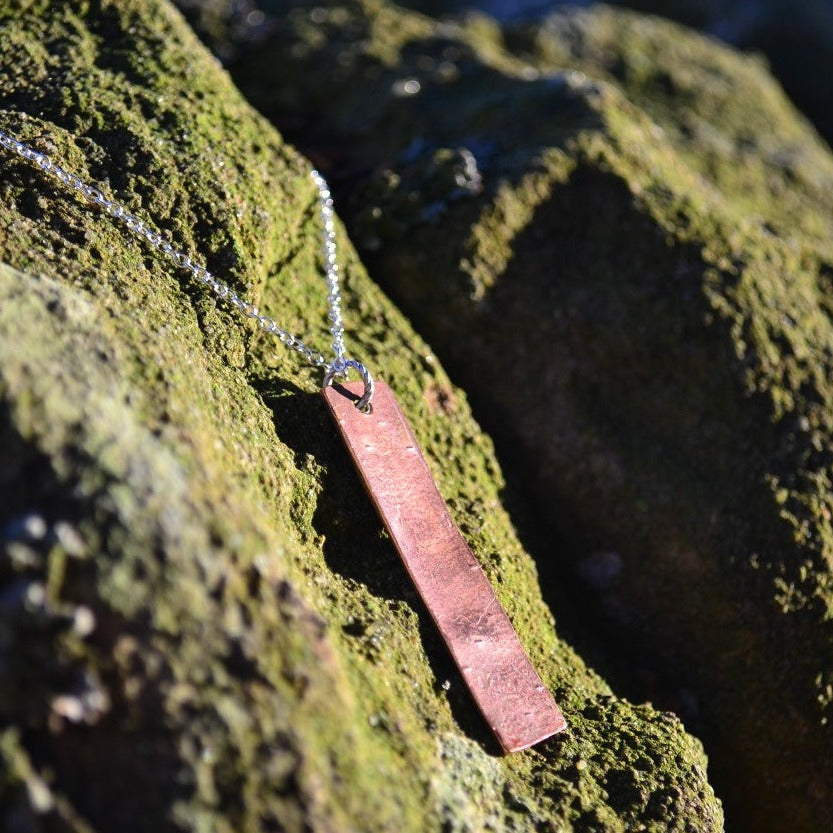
[323, 380, 566, 752]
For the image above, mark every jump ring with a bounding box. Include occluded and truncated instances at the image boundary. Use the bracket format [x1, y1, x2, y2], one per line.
[323, 358, 374, 412]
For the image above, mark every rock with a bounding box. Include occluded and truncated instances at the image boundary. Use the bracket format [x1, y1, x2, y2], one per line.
[366, 0, 833, 148]
[176, 2, 833, 831]
[602, 0, 833, 149]
[0, 2, 721, 832]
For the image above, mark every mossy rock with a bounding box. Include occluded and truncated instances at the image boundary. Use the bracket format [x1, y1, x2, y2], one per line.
[382, 0, 833, 149]
[591, 0, 833, 148]
[170, 2, 833, 831]
[0, 1, 721, 832]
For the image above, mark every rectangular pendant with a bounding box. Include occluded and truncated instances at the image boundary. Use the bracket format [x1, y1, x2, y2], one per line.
[323, 380, 566, 752]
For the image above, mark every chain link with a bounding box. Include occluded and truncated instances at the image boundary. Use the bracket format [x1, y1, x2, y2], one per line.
[0, 126, 372, 388]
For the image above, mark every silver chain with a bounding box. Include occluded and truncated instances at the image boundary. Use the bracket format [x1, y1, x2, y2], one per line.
[0, 125, 374, 408]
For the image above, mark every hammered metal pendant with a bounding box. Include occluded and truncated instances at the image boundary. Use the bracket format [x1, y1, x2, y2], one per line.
[323, 380, 566, 752]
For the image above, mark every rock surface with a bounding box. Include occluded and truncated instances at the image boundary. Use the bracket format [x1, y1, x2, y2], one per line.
[0, 2, 722, 832]
[169, 2, 833, 831]
[597, 0, 833, 149]
[395, 0, 833, 148]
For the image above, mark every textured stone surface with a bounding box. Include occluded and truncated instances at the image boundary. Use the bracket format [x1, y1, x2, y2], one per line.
[169, 2, 833, 831]
[597, 0, 833, 148]
[0, 2, 722, 832]
[391, 0, 833, 146]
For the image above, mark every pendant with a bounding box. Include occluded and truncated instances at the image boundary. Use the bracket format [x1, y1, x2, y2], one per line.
[323, 380, 566, 752]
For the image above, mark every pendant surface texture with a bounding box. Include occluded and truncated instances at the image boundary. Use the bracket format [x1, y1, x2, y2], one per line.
[323, 380, 566, 752]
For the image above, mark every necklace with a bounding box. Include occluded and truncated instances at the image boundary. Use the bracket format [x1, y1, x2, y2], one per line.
[0, 125, 566, 752]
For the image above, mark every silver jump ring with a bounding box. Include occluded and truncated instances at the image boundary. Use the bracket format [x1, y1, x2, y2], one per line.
[323, 358, 374, 413]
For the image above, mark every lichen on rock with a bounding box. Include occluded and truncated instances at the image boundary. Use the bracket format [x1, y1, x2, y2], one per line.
[1, 1, 724, 832]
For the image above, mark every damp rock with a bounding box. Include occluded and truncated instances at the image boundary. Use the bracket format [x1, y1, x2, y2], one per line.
[351, 146, 484, 251]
